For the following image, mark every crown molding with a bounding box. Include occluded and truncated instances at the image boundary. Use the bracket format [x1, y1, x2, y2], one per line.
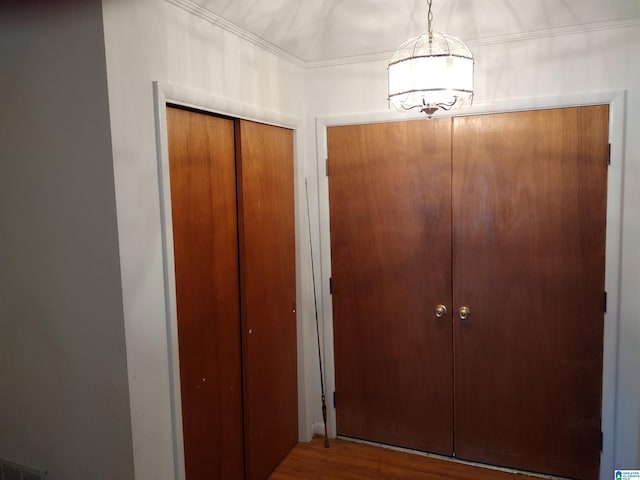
[464, 16, 640, 48]
[164, 0, 305, 68]
[164, 0, 640, 70]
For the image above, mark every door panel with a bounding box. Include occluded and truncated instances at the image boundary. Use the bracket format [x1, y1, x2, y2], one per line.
[328, 119, 454, 455]
[452, 106, 608, 480]
[167, 107, 244, 479]
[236, 120, 298, 480]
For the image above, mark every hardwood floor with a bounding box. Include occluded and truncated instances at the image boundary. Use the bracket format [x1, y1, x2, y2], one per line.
[269, 437, 545, 480]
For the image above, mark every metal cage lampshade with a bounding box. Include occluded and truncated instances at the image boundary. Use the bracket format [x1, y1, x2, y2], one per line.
[388, 2, 474, 117]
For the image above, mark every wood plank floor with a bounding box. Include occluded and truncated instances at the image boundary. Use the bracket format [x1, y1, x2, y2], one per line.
[269, 437, 544, 480]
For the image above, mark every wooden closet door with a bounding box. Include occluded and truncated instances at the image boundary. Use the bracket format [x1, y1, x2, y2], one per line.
[236, 120, 297, 480]
[328, 119, 454, 455]
[166, 107, 244, 480]
[452, 106, 608, 480]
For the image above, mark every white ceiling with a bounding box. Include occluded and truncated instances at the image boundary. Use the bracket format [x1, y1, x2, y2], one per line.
[185, 0, 640, 63]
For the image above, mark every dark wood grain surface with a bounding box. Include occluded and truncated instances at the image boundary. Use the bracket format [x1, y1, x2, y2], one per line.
[327, 106, 608, 480]
[167, 106, 245, 479]
[236, 119, 298, 480]
[328, 119, 455, 455]
[452, 106, 608, 480]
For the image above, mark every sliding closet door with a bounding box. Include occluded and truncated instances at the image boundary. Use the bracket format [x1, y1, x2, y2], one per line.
[328, 119, 454, 454]
[166, 107, 244, 479]
[236, 120, 297, 480]
[452, 106, 608, 480]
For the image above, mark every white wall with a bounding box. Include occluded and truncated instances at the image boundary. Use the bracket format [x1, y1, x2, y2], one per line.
[0, 2, 134, 479]
[304, 23, 640, 474]
[101, 1, 309, 479]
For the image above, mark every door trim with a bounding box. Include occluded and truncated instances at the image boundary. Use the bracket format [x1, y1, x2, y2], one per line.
[152, 81, 307, 480]
[315, 91, 626, 480]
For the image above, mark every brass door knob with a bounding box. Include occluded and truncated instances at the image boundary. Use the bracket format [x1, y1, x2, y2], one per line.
[435, 304, 447, 318]
[459, 306, 470, 320]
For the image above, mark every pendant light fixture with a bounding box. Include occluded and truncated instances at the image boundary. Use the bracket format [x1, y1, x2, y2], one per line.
[388, 0, 474, 118]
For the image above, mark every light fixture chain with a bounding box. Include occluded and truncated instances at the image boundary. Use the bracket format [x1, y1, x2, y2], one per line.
[427, 0, 433, 36]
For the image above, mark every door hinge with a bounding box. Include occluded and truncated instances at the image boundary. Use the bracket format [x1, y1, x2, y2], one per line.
[333, 391, 336, 409]
[329, 277, 333, 295]
[608, 143, 611, 166]
[604, 291, 608, 313]
[601, 431, 604, 452]
[325, 158, 329, 176]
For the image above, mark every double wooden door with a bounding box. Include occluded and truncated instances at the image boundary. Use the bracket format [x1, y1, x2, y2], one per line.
[166, 107, 298, 480]
[328, 106, 608, 480]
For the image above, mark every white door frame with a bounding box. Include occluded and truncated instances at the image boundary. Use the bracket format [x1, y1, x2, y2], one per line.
[314, 91, 626, 480]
